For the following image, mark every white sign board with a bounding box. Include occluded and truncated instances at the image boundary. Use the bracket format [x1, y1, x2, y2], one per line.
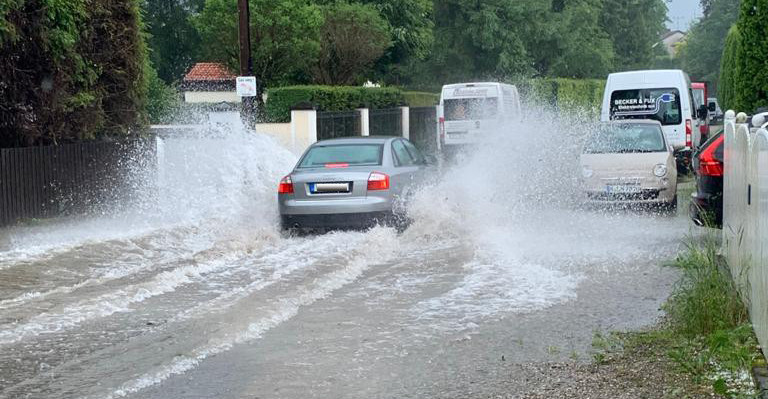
[236, 76, 257, 97]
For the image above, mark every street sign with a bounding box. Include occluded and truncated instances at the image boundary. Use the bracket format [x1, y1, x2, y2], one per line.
[236, 76, 257, 97]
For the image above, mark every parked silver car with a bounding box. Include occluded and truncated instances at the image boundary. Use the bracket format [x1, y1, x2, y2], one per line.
[278, 137, 430, 231]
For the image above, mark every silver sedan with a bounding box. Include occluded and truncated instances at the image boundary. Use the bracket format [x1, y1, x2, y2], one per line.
[278, 137, 431, 231]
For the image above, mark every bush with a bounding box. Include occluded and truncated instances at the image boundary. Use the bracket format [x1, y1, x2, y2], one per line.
[265, 85, 404, 122]
[403, 91, 439, 107]
[735, 0, 768, 112]
[0, 0, 148, 147]
[719, 25, 745, 111]
[146, 65, 180, 124]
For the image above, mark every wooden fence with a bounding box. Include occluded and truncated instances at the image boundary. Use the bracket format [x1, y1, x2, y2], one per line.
[0, 138, 156, 226]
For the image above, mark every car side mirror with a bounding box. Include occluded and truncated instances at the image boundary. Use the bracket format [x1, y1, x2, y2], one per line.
[698, 104, 708, 119]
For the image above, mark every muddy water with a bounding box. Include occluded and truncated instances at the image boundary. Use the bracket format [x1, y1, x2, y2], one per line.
[0, 118, 692, 398]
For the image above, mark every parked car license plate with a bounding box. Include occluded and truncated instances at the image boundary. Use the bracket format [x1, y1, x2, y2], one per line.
[606, 185, 641, 194]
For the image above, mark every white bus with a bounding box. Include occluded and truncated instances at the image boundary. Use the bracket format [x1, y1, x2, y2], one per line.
[438, 82, 521, 147]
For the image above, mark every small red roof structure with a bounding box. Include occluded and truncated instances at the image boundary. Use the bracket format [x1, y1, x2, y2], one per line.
[184, 62, 236, 82]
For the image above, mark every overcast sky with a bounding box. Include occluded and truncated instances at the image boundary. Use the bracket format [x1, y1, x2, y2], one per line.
[667, 0, 702, 31]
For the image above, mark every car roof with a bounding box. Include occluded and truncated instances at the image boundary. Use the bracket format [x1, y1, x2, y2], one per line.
[312, 136, 399, 146]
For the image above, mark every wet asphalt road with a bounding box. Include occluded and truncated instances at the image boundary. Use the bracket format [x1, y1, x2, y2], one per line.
[0, 206, 690, 399]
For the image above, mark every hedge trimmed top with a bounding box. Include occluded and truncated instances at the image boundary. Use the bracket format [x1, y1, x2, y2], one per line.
[265, 86, 405, 122]
[265, 80, 604, 122]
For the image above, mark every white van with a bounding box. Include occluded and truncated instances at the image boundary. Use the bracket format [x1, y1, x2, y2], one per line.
[438, 82, 521, 146]
[600, 70, 703, 153]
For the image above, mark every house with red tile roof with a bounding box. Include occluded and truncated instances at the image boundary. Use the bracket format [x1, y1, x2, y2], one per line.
[181, 62, 240, 104]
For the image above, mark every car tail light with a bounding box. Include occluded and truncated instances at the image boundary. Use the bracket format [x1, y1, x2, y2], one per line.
[439, 117, 445, 140]
[325, 163, 349, 168]
[278, 175, 294, 194]
[698, 134, 724, 177]
[367, 172, 390, 191]
[686, 119, 693, 148]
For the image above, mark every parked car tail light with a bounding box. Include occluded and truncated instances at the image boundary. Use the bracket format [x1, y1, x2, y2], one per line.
[686, 119, 693, 148]
[367, 172, 390, 191]
[439, 117, 445, 140]
[698, 134, 724, 177]
[278, 175, 294, 194]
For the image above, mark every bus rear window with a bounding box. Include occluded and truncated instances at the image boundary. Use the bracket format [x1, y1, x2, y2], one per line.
[610, 88, 681, 126]
[444, 98, 498, 121]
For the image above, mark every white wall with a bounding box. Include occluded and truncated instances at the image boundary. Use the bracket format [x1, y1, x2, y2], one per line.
[184, 91, 241, 104]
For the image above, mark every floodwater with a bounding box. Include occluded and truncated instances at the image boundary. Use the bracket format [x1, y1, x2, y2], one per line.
[0, 114, 692, 398]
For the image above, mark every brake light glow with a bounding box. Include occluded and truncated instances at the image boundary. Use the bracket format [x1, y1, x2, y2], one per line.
[325, 163, 349, 168]
[367, 172, 390, 191]
[439, 117, 445, 140]
[686, 119, 693, 148]
[698, 135, 724, 177]
[278, 175, 294, 194]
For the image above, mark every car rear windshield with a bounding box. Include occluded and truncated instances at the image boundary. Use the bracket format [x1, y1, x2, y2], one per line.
[609, 88, 682, 126]
[298, 144, 383, 168]
[584, 124, 667, 154]
[444, 98, 498, 121]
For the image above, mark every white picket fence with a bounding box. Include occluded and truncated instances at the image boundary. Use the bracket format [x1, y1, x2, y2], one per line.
[723, 111, 768, 351]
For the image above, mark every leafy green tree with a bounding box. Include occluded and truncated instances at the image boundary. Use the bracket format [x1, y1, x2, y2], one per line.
[146, 64, 180, 123]
[735, 0, 768, 111]
[311, 2, 391, 84]
[359, 0, 433, 83]
[428, 0, 546, 83]
[194, 0, 323, 103]
[545, 0, 614, 78]
[600, 0, 668, 71]
[679, 0, 740, 90]
[143, 0, 205, 83]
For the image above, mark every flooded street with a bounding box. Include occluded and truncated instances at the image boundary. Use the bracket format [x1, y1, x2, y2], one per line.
[0, 123, 693, 399]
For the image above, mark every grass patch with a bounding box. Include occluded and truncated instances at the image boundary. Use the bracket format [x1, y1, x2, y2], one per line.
[592, 234, 762, 397]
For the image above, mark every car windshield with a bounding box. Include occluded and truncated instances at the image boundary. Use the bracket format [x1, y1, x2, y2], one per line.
[298, 144, 383, 168]
[609, 88, 682, 126]
[584, 124, 667, 154]
[444, 98, 498, 121]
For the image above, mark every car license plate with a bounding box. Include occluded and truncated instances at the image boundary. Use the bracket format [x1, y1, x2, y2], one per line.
[310, 182, 350, 194]
[606, 185, 641, 194]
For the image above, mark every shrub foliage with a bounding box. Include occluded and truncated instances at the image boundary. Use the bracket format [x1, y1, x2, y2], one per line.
[0, 0, 148, 148]
[265, 86, 405, 122]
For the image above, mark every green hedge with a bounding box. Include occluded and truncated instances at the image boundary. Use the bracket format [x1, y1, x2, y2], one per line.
[517, 78, 605, 113]
[403, 91, 439, 107]
[265, 86, 405, 122]
[0, 0, 148, 147]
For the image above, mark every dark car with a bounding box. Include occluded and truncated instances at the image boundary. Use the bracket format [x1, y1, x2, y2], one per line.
[690, 130, 723, 227]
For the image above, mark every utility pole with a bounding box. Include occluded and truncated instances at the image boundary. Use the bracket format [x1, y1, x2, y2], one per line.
[237, 0, 256, 124]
